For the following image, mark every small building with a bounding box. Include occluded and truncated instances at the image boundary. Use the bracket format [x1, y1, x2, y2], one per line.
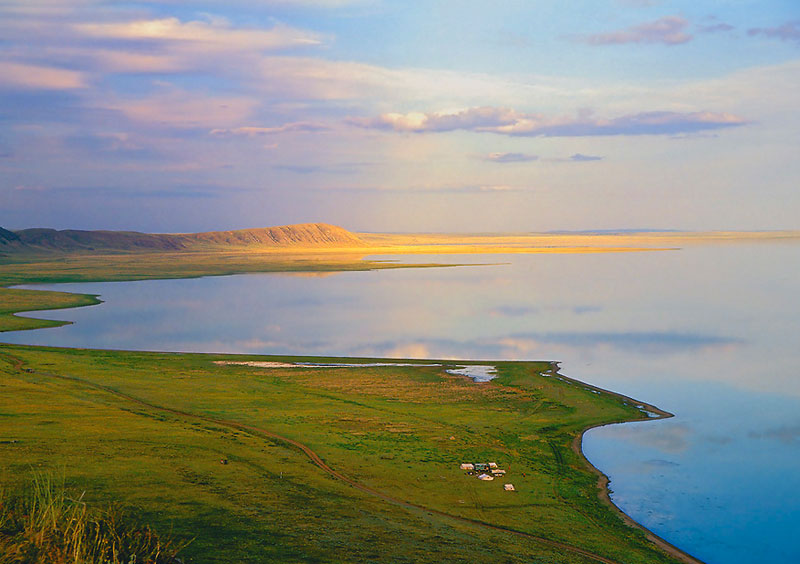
[474, 463, 489, 472]
[478, 473, 494, 481]
[491, 469, 506, 475]
[488, 462, 498, 469]
[460, 463, 474, 470]
[504, 483, 515, 491]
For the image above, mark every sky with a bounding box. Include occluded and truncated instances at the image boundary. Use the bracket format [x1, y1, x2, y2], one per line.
[1, 0, 798, 233]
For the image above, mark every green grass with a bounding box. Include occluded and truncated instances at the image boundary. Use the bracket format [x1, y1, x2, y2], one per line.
[0, 345, 686, 564]
[0, 472, 185, 564]
[0, 250, 452, 288]
[0, 288, 101, 334]
[0, 252, 694, 563]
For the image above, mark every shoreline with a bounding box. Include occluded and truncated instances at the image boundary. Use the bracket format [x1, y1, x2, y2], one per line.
[554, 367, 707, 564]
[1, 273, 705, 564]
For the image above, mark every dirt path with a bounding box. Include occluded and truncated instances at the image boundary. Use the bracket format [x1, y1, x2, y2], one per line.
[2, 350, 679, 564]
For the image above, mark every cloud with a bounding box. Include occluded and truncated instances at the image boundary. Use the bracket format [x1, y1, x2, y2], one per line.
[668, 132, 719, 140]
[60, 132, 162, 161]
[570, 153, 603, 162]
[748, 424, 800, 444]
[8, 17, 329, 77]
[489, 305, 540, 317]
[12, 184, 48, 193]
[0, 12, 331, 94]
[0, 61, 87, 90]
[475, 185, 517, 192]
[274, 165, 339, 174]
[254, 57, 575, 106]
[0, 0, 94, 16]
[642, 459, 680, 468]
[221, 0, 374, 6]
[106, 89, 258, 128]
[616, 0, 660, 6]
[273, 162, 368, 174]
[502, 331, 742, 355]
[75, 17, 325, 51]
[348, 106, 518, 132]
[319, 183, 522, 194]
[350, 107, 747, 137]
[748, 21, 800, 45]
[209, 122, 331, 137]
[5, 184, 237, 200]
[583, 16, 693, 46]
[484, 152, 538, 163]
[61, 48, 186, 74]
[697, 23, 734, 34]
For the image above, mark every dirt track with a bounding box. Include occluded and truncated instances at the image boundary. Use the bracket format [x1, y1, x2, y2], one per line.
[1, 350, 696, 564]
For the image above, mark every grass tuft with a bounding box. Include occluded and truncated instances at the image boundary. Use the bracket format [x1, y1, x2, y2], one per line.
[0, 473, 188, 564]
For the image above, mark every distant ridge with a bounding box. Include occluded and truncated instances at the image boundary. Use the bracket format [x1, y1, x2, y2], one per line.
[0, 223, 366, 254]
[184, 223, 365, 248]
[0, 227, 20, 245]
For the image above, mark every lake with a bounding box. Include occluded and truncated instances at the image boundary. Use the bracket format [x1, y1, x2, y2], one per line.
[4, 242, 799, 564]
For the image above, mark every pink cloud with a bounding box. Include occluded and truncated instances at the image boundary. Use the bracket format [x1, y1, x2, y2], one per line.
[106, 89, 258, 128]
[583, 16, 693, 46]
[0, 61, 87, 90]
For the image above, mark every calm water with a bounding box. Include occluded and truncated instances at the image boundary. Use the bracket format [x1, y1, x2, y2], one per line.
[4, 243, 800, 564]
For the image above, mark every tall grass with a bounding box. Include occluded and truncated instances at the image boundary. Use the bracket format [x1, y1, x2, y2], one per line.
[0, 473, 187, 564]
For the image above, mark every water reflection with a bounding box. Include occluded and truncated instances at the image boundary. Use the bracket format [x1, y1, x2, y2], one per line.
[4, 244, 800, 564]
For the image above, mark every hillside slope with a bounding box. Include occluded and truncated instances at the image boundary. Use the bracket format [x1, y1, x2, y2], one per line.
[0, 227, 20, 245]
[1, 223, 365, 254]
[186, 223, 365, 247]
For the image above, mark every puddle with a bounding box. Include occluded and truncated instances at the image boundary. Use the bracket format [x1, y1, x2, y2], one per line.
[445, 365, 498, 383]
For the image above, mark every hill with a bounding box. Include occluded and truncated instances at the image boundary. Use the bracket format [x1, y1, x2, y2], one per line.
[0, 223, 365, 254]
[186, 223, 365, 247]
[0, 227, 20, 246]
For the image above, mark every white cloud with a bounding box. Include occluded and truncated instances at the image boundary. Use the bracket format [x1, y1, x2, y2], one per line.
[253, 56, 575, 109]
[76, 17, 325, 51]
[349, 107, 747, 137]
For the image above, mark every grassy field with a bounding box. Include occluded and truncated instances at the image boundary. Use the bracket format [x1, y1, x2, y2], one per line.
[0, 248, 702, 563]
[0, 344, 691, 564]
[0, 250, 452, 287]
[0, 287, 101, 334]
